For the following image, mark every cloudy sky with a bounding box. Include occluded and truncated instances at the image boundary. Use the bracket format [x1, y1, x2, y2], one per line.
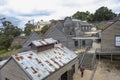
[0, 0, 120, 29]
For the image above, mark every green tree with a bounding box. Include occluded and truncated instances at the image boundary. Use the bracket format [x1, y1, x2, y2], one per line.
[40, 24, 51, 34]
[93, 6, 117, 21]
[0, 35, 13, 50]
[2, 20, 22, 37]
[2, 21, 12, 27]
[0, 20, 22, 50]
[4, 25, 21, 37]
[24, 22, 34, 36]
[72, 11, 91, 21]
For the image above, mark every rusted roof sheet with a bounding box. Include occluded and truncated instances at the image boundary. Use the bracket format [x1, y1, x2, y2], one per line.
[12, 44, 77, 80]
[31, 38, 57, 47]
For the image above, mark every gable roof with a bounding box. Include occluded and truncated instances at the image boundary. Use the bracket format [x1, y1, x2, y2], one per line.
[43, 22, 66, 38]
[102, 19, 120, 32]
[1, 44, 77, 80]
[22, 32, 42, 47]
[0, 56, 32, 79]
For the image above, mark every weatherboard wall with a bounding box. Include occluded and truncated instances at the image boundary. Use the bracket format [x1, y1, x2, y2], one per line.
[101, 20, 120, 49]
[0, 58, 31, 80]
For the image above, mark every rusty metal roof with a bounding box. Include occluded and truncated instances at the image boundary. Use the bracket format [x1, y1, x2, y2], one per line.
[31, 38, 57, 47]
[12, 44, 77, 80]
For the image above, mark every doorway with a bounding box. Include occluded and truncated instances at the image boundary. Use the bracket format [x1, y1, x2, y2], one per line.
[61, 71, 68, 80]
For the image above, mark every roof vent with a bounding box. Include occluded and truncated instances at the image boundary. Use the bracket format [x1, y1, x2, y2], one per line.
[29, 38, 57, 52]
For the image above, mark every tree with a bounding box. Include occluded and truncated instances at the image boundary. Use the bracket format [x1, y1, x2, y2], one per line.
[4, 25, 21, 37]
[72, 11, 91, 21]
[0, 35, 13, 50]
[93, 6, 117, 21]
[1, 20, 22, 37]
[24, 22, 34, 36]
[0, 20, 22, 50]
[40, 24, 51, 34]
[72, 6, 117, 22]
[2, 21, 12, 27]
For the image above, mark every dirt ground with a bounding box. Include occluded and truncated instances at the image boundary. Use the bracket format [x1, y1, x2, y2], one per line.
[73, 69, 93, 80]
[94, 60, 120, 80]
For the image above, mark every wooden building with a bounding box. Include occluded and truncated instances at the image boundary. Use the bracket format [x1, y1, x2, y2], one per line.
[96, 19, 120, 56]
[0, 38, 78, 80]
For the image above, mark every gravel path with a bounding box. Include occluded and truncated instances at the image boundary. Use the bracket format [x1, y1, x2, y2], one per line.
[73, 70, 93, 80]
[94, 59, 120, 80]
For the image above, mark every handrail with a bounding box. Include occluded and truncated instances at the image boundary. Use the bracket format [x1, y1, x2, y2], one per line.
[79, 47, 90, 67]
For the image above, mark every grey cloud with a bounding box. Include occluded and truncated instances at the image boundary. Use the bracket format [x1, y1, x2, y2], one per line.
[19, 10, 54, 17]
[0, 14, 21, 27]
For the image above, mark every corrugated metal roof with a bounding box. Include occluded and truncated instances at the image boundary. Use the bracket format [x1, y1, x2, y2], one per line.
[31, 38, 57, 47]
[12, 44, 77, 80]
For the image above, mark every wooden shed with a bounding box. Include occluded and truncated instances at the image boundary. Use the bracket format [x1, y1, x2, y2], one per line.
[0, 39, 78, 80]
[96, 19, 120, 57]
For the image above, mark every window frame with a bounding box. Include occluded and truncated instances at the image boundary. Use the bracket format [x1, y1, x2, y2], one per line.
[115, 35, 120, 47]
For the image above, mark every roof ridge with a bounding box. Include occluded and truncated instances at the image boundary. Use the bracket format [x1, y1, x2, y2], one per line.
[42, 25, 55, 37]
[102, 19, 120, 32]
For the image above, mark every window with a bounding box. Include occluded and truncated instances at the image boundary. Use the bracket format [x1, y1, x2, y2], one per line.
[74, 40, 78, 47]
[115, 35, 120, 47]
[82, 40, 85, 47]
[61, 71, 68, 80]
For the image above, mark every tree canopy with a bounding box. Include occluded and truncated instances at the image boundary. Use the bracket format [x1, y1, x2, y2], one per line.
[72, 11, 91, 21]
[94, 6, 117, 21]
[72, 6, 117, 21]
[24, 22, 34, 36]
[0, 35, 13, 50]
[40, 24, 51, 34]
[4, 25, 21, 37]
[0, 20, 22, 50]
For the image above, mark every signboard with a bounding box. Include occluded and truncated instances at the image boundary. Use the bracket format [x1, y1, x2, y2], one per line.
[115, 36, 120, 46]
